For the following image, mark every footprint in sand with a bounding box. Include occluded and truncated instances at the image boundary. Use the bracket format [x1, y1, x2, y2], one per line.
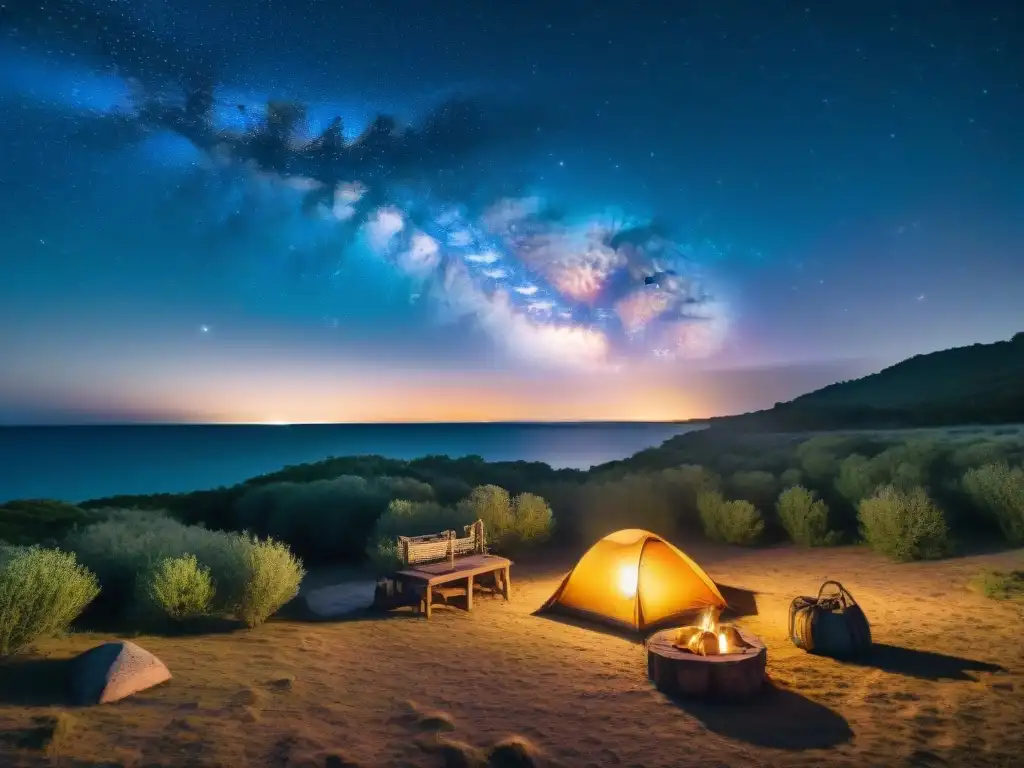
[891, 691, 920, 702]
[392, 700, 457, 734]
[228, 686, 269, 723]
[265, 675, 296, 692]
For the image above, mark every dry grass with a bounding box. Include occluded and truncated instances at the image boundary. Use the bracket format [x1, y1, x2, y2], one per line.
[969, 570, 1024, 602]
[1, 543, 1022, 767]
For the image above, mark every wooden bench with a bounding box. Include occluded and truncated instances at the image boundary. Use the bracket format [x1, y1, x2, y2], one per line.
[372, 519, 512, 618]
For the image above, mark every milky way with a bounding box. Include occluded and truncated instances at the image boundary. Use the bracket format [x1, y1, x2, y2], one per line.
[0, 40, 731, 371]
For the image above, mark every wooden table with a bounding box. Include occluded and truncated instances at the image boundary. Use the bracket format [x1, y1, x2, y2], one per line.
[395, 554, 512, 618]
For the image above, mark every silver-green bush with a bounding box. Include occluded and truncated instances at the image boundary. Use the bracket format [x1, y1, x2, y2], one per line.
[510, 492, 554, 544]
[835, 454, 888, 505]
[697, 491, 764, 546]
[139, 554, 215, 621]
[962, 462, 1024, 545]
[235, 536, 306, 628]
[65, 511, 304, 628]
[857, 485, 950, 561]
[0, 546, 100, 655]
[65, 510, 247, 616]
[777, 486, 840, 546]
[458, 485, 514, 543]
[457, 485, 554, 550]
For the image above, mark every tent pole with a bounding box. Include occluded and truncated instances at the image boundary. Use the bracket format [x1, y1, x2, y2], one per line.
[634, 539, 648, 630]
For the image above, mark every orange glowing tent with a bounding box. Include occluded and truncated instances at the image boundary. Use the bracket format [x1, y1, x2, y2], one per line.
[541, 529, 726, 631]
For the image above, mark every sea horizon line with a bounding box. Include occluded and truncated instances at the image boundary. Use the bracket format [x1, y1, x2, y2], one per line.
[0, 419, 710, 428]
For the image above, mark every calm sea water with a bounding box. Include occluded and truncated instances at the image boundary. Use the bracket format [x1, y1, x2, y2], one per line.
[0, 423, 700, 503]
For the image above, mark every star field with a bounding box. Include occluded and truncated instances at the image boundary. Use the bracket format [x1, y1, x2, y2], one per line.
[0, 1, 1020, 423]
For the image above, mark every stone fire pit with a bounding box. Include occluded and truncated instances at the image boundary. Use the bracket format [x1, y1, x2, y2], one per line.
[647, 623, 766, 701]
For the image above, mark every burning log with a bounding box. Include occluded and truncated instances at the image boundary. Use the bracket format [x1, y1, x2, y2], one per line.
[685, 629, 720, 656]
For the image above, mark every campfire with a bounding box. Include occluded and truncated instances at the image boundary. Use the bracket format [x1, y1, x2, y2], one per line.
[672, 608, 751, 656]
[646, 608, 767, 701]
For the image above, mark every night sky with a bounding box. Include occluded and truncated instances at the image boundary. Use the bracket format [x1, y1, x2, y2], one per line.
[0, 1, 1021, 424]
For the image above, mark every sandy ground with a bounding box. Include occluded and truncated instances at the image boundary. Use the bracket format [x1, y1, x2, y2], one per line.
[2, 543, 1022, 768]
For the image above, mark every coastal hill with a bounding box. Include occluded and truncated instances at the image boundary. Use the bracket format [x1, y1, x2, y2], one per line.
[703, 331, 1024, 431]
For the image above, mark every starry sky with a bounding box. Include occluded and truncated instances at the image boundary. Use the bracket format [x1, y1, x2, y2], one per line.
[0, 0, 1021, 424]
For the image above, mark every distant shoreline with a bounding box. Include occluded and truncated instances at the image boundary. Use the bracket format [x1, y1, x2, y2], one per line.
[0, 421, 698, 503]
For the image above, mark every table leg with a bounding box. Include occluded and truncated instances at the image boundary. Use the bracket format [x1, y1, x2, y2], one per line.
[466, 575, 474, 612]
[424, 585, 433, 618]
[503, 566, 512, 601]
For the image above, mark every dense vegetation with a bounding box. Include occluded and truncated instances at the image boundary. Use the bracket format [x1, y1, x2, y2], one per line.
[72, 425, 1024, 560]
[3, 421, 1024, 655]
[702, 332, 1024, 431]
[0, 511, 305, 655]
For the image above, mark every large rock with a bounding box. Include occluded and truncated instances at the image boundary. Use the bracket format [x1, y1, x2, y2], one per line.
[71, 641, 171, 705]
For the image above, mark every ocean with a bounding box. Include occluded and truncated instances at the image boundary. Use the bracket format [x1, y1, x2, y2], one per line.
[0, 422, 701, 504]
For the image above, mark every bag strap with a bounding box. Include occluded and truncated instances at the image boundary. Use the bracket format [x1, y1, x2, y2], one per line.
[816, 580, 858, 609]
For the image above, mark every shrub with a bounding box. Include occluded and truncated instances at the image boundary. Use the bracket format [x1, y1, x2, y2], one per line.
[233, 475, 435, 563]
[235, 536, 306, 628]
[508, 492, 554, 546]
[0, 499, 105, 547]
[969, 570, 1024, 602]
[66, 513, 306, 627]
[429, 476, 474, 506]
[872, 439, 940, 491]
[835, 454, 887, 505]
[962, 463, 1024, 545]
[65, 511, 248, 617]
[857, 485, 950, 561]
[697, 491, 764, 546]
[569, 472, 696, 543]
[780, 468, 804, 489]
[458, 485, 514, 543]
[728, 471, 778, 513]
[0, 546, 100, 655]
[139, 554, 215, 621]
[795, 435, 852, 482]
[661, 465, 721, 530]
[776, 486, 841, 546]
[366, 538, 402, 576]
[948, 440, 1008, 471]
[455, 486, 555, 551]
